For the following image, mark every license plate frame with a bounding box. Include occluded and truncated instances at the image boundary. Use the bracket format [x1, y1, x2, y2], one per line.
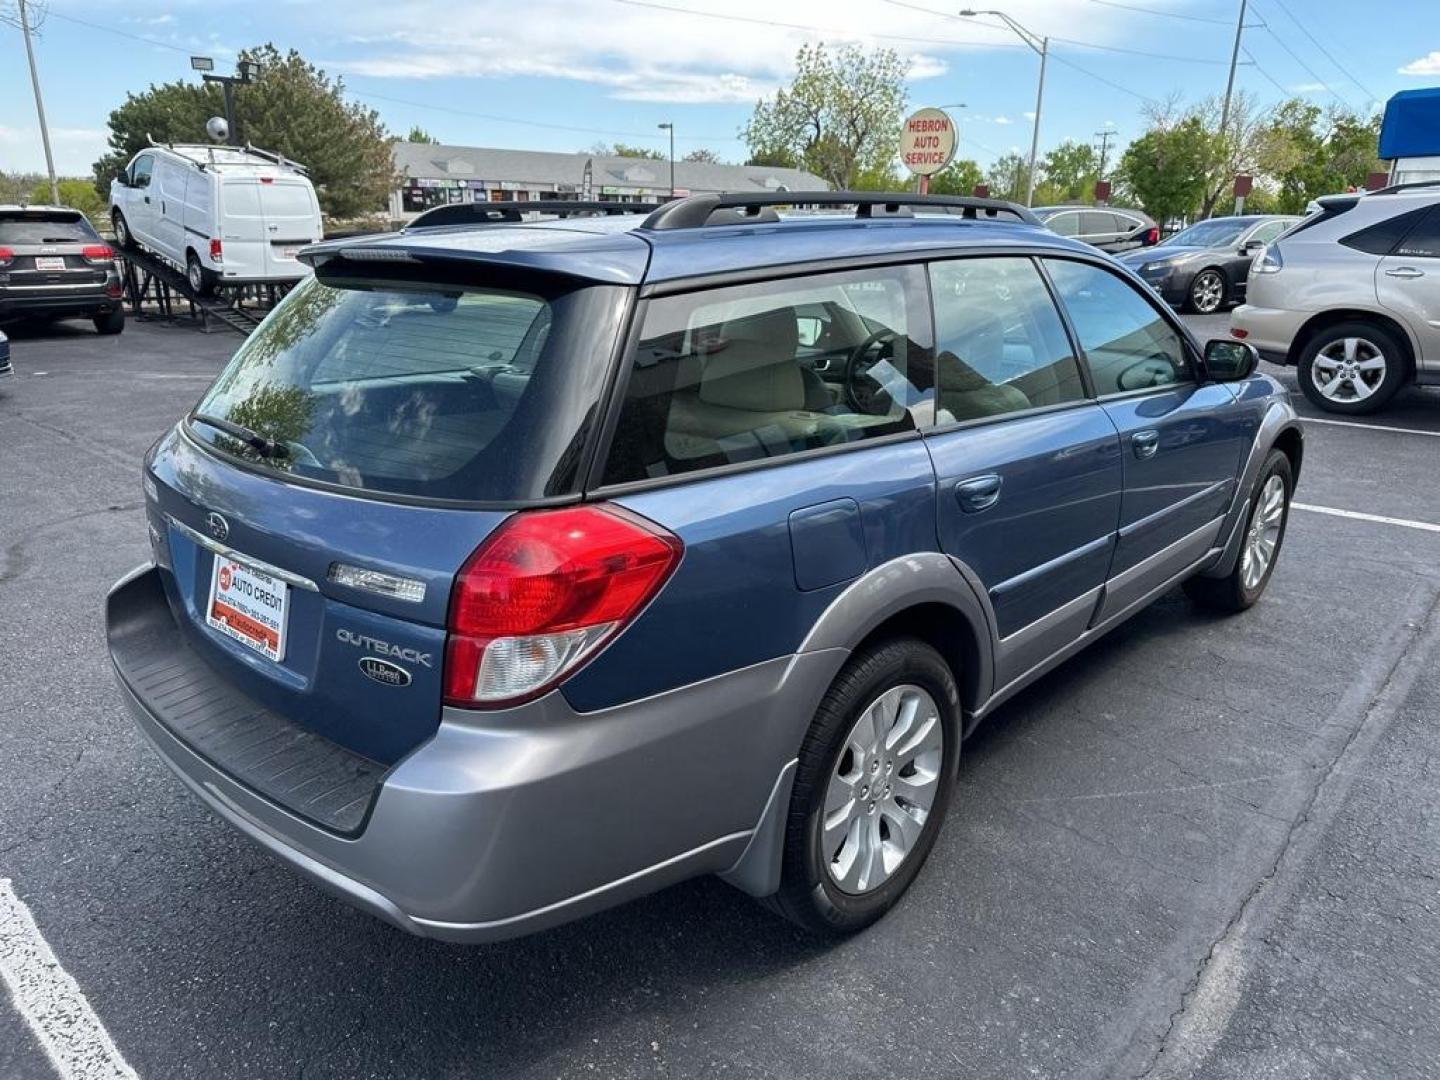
[206, 554, 290, 662]
[34, 256, 65, 272]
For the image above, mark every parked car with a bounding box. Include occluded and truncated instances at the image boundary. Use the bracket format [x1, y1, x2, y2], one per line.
[1120, 215, 1301, 314]
[1032, 204, 1158, 253]
[109, 143, 323, 297]
[1231, 183, 1440, 413]
[0, 206, 124, 334]
[107, 192, 1302, 942]
[0, 328, 11, 384]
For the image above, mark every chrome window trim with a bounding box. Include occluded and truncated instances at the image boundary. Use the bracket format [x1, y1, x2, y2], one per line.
[165, 514, 320, 592]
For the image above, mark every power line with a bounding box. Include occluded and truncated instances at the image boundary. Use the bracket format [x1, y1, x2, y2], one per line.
[1080, 0, 1233, 25]
[1246, 2, 1354, 108]
[1243, 46, 1293, 98]
[1266, 0, 1379, 103]
[613, 0, 1028, 51]
[38, 10, 737, 147]
[887, 0, 1237, 64]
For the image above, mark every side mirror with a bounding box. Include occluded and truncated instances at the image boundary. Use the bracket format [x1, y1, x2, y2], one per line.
[115, 171, 129, 187]
[1204, 338, 1260, 382]
[1241, 239, 1265, 255]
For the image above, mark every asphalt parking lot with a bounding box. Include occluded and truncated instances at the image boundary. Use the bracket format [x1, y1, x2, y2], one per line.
[3, 312, 1440, 1080]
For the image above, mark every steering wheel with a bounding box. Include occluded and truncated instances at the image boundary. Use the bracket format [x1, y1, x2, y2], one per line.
[843, 328, 899, 414]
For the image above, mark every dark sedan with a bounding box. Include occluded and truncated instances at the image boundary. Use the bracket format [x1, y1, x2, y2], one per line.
[1120, 215, 1300, 314]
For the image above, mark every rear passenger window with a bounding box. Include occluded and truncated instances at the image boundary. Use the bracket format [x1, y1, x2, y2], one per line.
[1082, 211, 1117, 236]
[602, 266, 932, 484]
[1340, 206, 1433, 255]
[1045, 259, 1190, 394]
[929, 258, 1085, 422]
[1392, 205, 1440, 258]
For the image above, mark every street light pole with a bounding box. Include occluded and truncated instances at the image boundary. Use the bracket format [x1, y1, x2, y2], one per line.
[17, 0, 59, 205]
[657, 122, 675, 199]
[960, 8, 1047, 207]
[1219, 0, 1248, 145]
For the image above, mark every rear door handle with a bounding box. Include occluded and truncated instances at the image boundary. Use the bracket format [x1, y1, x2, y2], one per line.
[1132, 430, 1160, 459]
[1385, 267, 1425, 279]
[142, 196, 151, 204]
[955, 474, 1002, 513]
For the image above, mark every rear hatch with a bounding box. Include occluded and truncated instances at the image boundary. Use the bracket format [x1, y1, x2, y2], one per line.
[144, 260, 631, 766]
[0, 210, 113, 292]
[220, 177, 318, 282]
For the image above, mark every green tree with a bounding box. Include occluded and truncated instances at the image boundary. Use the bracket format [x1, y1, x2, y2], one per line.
[1115, 116, 1215, 224]
[588, 142, 665, 160]
[93, 44, 393, 220]
[742, 43, 908, 189]
[925, 158, 983, 196]
[984, 152, 1032, 204]
[682, 148, 722, 164]
[745, 147, 800, 169]
[1037, 140, 1100, 204]
[1255, 99, 1383, 213]
[30, 178, 106, 221]
[403, 125, 439, 144]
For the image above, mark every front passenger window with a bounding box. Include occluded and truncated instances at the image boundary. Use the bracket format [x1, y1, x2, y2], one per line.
[929, 257, 1085, 422]
[1045, 259, 1190, 395]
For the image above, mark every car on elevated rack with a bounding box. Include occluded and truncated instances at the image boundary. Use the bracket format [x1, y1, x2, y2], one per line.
[1119, 214, 1301, 314]
[107, 191, 1303, 942]
[0, 206, 124, 334]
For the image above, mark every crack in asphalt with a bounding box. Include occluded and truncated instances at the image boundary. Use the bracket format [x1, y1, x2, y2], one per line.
[0, 503, 143, 586]
[1131, 586, 1440, 1080]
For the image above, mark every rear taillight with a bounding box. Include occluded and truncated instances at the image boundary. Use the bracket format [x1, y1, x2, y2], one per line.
[210, 238, 224, 262]
[81, 244, 115, 264]
[1253, 245, 1283, 275]
[443, 505, 682, 708]
[1145, 227, 1159, 246]
[0, 246, 13, 267]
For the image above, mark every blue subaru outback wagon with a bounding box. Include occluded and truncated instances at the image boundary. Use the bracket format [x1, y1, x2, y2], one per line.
[107, 193, 1302, 940]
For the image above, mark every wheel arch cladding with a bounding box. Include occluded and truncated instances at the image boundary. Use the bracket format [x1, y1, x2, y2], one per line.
[1291, 308, 1417, 376]
[798, 553, 994, 717]
[1271, 423, 1304, 483]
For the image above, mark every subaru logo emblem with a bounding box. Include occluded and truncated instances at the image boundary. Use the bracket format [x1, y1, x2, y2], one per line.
[206, 512, 230, 542]
[359, 657, 411, 687]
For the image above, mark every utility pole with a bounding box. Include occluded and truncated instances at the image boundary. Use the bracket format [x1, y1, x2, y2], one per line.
[960, 9, 1047, 207]
[16, 0, 60, 205]
[1219, 0, 1248, 143]
[1093, 128, 1115, 186]
[657, 122, 675, 199]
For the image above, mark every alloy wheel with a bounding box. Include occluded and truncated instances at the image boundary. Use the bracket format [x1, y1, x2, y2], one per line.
[1312, 337, 1386, 403]
[1191, 271, 1224, 313]
[1240, 473, 1286, 592]
[188, 259, 203, 293]
[822, 683, 944, 895]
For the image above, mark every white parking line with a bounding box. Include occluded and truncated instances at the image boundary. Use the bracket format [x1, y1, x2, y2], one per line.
[0, 880, 138, 1080]
[1295, 502, 1440, 535]
[1302, 416, 1440, 438]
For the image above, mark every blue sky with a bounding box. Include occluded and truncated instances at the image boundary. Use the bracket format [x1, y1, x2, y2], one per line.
[2, 0, 1438, 178]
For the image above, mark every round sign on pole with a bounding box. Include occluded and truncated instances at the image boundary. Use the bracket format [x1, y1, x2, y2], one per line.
[900, 108, 957, 179]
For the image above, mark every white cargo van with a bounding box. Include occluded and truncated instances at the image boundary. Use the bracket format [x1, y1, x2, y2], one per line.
[109, 143, 323, 297]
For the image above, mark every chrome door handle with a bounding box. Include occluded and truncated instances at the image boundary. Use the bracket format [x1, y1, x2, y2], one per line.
[955, 474, 1002, 513]
[1385, 267, 1425, 279]
[1132, 430, 1160, 459]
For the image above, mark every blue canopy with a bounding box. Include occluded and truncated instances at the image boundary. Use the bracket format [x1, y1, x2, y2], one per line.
[1379, 88, 1440, 160]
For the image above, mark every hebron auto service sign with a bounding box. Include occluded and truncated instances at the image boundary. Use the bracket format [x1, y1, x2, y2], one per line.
[900, 108, 957, 176]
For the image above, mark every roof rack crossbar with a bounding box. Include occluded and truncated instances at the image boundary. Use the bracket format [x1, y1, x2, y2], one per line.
[640, 190, 1040, 230]
[404, 200, 663, 230]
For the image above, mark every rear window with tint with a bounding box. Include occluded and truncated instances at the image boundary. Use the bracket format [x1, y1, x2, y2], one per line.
[1340, 206, 1432, 255]
[190, 273, 626, 502]
[0, 213, 98, 245]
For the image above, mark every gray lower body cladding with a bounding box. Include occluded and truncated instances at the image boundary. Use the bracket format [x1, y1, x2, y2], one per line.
[109, 564, 845, 942]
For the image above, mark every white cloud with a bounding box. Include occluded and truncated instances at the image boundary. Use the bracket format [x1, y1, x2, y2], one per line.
[1025, 111, 1038, 121]
[1291, 81, 1326, 93]
[1399, 52, 1440, 76]
[325, 0, 1126, 106]
[993, 115, 1014, 125]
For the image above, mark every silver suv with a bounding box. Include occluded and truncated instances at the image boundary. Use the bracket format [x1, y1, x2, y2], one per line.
[1231, 183, 1440, 413]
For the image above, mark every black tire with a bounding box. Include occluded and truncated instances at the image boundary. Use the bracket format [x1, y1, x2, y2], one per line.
[93, 308, 125, 335]
[186, 251, 217, 298]
[1296, 320, 1408, 415]
[112, 210, 135, 251]
[1185, 449, 1293, 613]
[763, 637, 962, 935]
[1185, 268, 1227, 314]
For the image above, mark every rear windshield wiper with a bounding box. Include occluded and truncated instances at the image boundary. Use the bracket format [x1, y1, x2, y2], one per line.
[190, 413, 290, 460]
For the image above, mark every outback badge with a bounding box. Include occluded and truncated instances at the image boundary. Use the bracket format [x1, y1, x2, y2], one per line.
[358, 657, 411, 687]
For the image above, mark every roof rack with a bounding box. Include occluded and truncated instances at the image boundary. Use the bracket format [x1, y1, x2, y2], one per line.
[640, 191, 1040, 230]
[1367, 179, 1440, 196]
[405, 200, 663, 230]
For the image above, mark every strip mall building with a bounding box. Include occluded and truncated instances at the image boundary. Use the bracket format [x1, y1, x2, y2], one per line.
[389, 142, 827, 220]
